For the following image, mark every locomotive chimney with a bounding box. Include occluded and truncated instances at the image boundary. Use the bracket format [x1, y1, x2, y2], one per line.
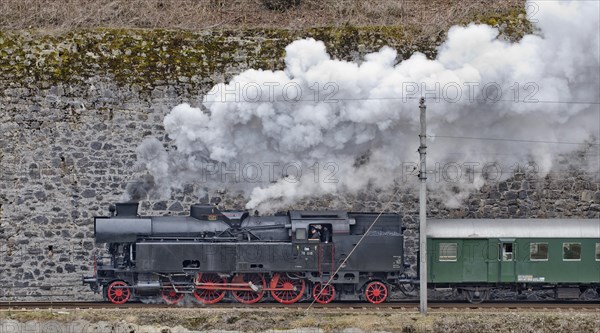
[114, 202, 139, 216]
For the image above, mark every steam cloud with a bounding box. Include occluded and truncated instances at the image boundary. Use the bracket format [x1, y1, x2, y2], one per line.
[128, 1, 599, 211]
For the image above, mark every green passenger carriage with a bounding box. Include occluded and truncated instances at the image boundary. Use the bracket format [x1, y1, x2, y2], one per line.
[426, 219, 600, 302]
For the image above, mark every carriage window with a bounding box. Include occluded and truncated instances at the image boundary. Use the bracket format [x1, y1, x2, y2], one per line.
[295, 228, 307, 240]
[595, 243, 600, 261]
[530, 243, 548, 261]
[439, 243, 457, 262]
[563, 243, 581, 261]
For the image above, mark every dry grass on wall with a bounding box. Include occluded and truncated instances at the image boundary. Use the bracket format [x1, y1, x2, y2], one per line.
[0, 0, 524, 32]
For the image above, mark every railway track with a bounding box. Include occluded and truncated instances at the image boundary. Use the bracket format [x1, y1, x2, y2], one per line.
[1, 301, 598, 312]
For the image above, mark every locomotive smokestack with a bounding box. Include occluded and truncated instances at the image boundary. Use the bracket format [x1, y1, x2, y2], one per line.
[115, 202, 139, 216]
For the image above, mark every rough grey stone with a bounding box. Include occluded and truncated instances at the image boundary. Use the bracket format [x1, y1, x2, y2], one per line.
[34, 191, 47, 201]
[64, 264, 76, 273]
[153, 201, 167, 210]
[168, 201, 184, 212]
[81, 189, 96, 198]
[504, 191, 518, 200]
[90, 142, 102, 150]
[581, 190, 593, 202]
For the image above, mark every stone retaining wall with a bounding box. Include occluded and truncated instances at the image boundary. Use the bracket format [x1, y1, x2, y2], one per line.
[0, 26, 598, 300]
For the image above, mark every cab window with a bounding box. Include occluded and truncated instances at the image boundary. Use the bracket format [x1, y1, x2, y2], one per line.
[439, 243, 457, 262]
[295, 228, 306, 240]
[563, 243, 581, 261]
[595, 243, 600, 261]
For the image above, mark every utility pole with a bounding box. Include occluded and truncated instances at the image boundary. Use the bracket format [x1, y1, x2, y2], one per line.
[418, 97, 428, 315]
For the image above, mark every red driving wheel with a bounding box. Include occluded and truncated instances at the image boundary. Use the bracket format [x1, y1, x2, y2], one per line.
[231, 273, 266, 304]
[364, 281, 388, 304]
[107, 281, 131, 304]
[270, 273, 305, 304]
[193, 273, 227, 304]
[161, 286, 184, 305]
[313, 283, 335, 304]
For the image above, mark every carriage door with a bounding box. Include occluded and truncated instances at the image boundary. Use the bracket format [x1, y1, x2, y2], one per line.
[498, 240, 516, 282]
[462, 240, 487, 282]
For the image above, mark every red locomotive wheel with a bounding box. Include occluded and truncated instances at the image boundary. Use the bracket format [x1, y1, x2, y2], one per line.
[270, 273, 306, 304]
[312, 283, 335, 304]
[161, 286, 185, 305]
[231, 273, 266, 304]
[364, 281, 388, 304]
[107, 281, 131, 304]
[193, 273, 227, 304]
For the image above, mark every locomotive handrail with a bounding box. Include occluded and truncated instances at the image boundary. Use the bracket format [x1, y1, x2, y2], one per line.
[139, 236, 240, 242]
[243, 224, 287, 230]
[194, 282, 296, 292]
[215, 229, 235, 238]
[138, 236, 287, 243]
[182, 267, 202, 273]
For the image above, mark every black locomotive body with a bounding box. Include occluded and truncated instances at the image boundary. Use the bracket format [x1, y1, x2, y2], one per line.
[84, 203, 406, 304]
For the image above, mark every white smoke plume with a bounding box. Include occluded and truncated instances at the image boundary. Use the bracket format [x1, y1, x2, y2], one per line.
[131, 1, 599, 212]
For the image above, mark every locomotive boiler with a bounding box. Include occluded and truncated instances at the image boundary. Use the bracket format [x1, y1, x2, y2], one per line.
[83, 202, 407, 304]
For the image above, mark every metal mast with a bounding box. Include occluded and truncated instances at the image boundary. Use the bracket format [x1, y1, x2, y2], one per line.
[418, 97, 428, 315]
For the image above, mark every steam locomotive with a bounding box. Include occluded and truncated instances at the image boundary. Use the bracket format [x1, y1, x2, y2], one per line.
[83, 202, 408, 304]
[83, 202, 600, 304]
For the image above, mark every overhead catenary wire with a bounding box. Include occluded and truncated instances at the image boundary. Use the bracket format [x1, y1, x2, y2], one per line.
[429, 135, 600, 146]
[443, 151, 600, 157]
[201, 95, 600, 105]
